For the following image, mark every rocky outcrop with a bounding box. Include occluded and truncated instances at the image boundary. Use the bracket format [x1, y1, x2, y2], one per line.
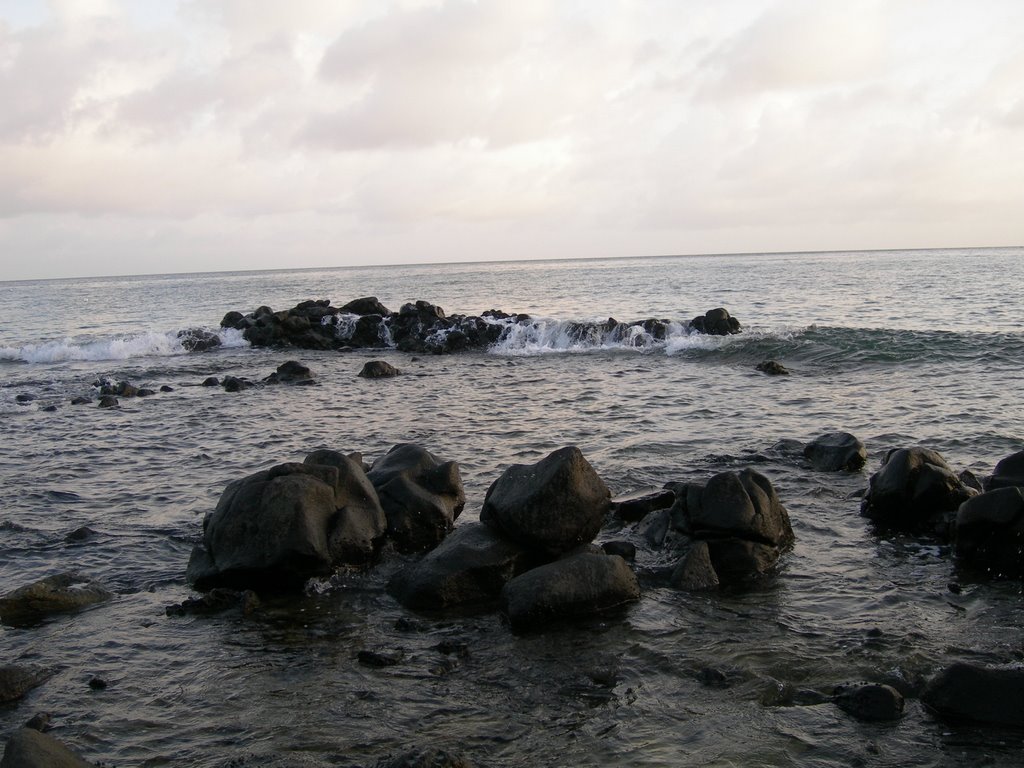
[988, 449, 1024, 490]
[367, 444, 466, 554]
[953, 486, 1024, 578]
[861, 447, 976, 536]
[0, 573, 113, 626]
[803, 431, 867, 472]
[187, 451, 388, 590]
[480, 446, 610, 556]
[0, 728, 94, 768]
[359, 361, 401, 378]
[921, 662, 1024, 726]
[501, 552, 640, 632]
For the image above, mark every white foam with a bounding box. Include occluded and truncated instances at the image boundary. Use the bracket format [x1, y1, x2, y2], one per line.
[489, 318, 695, 356]
[0, 328, 249, 364]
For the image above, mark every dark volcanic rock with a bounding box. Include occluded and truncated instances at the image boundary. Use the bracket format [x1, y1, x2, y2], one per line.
[387, 523, 536, 611]
[341, 296, 390, 316]
[264, 360, 314, 385]
[201, 376, 220, 387]
[610, 487, 676, 523]
[359, 360, 402, 378]
[669, 541, 720, 591]
[988, 449, 1024, 490]
[178, 328, 222, 352]
[861, 447, 976, 536]
[0, 573, 113, 626]
[0, 728, 94, 768]
[481, 446, 610, 556]
[70, 396, 91, 405]
[833, 682, 905, 722]
[921, 662, 1024, 726]
[221, 376, 254, 393]
[367, 444, 465, 553]
[501, 553, 640, 632]
[804, 431, 867, 472]
[601, 541, 636, 560]
[0, 665, 53, 704]
[954, 486, 1024, 578]
[756, 360, 789, 376]
[304, 449, 387, 564]
[689, 307, 741, 335]
[165, 588, 260, 617]
[97, 395, 118, 408]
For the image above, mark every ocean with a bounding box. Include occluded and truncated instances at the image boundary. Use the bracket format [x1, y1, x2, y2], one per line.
[1, 247, 1022, 766]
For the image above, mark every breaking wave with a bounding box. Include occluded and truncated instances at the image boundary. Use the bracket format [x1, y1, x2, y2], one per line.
[0, 328, 248, 364]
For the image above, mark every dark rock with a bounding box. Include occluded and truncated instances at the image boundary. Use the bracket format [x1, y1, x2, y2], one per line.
[689, 307, 741, 335]
[357, 650, 403, 668]
[348, 314, 388, 347]
[374, 747, 473, 768]
[989, 450, 1024, 491]
[481, 446, 610, 556]
[600, 541, 636, 560]
[41, 405, 57, 412]
[266, 360, 313, 384]
[833, 682, 904, 722]
[70, 397, 91, 405]
[15, 394, 35, 403]
[501, 552, 640, 632]
[201, 376, 220, 387]
[160, 385, 174, 392]
[0, 728, 94, 768]
[340, 297, 391, 316]
[861, 447, 976, 536]
[387, 523, 536, 611]
[178, 328, 222, 352]
[97, 395, 118, 408]
[0, 573, 113, 626]
[367, 444, 465, 554]
[23, 713, 50, 732]
[921, 662, 1024, 726]
[670, 541, 720, 591]
[115, 381, 138, 397]
[165, 588, 260, 617]
[954, 486, 1024, 578]
[303, 449, 387, 564]
[756, 360, 789, 375]
[684, 469, 794, 547]
[221, 376, 254, 393]
[220, 310, 245, 328]
[804, 431, 867, 472]
[0, 666, 53, 704]
[64, 526, 96, 542]
[87, 676, 107, 690]
[359, 360, 402, 378]
[136, 388, 156, 397]
[610, 487, 676, 522]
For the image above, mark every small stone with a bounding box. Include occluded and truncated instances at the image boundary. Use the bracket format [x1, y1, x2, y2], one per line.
[88, 675, 107, 690]
[42, 405, 58, 412]
[97, 395, 119, 408]
[201, 376, 220, 387]
[70, 397, 91, 405]
[756, 360, 790, 375]
[160, 385, 174, 392]
[601, 541, 636, 560]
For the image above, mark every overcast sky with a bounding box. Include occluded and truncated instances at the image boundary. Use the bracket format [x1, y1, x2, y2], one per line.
[1, 0, 1021, 280]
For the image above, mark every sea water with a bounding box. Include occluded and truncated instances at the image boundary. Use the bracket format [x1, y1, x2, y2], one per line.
[1, 247, 1023, 766]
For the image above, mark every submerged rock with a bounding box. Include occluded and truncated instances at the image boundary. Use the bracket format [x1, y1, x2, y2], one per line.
[0, 728, 94, 768]
[833, 682, 905, 722]
[367, 444, 465, 553]
[756, 360, 789, 376]
[861, 447, 976, 536]
[921, 662, 1024, 726]
[0, 665, 53, 704]
[803, 431, 867, 472]
[954, 486, 1024, 578]
[359, 360, 402, 378]
[481, 446, 610, 556]
[0, 573, 113, 626]
[501, 552, 640, 632]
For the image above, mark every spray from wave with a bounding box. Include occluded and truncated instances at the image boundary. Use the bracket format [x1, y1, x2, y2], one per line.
[0, 328, 248, 364]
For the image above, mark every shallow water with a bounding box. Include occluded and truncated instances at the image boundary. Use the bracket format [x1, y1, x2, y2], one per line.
[1, 248, 1023, 766]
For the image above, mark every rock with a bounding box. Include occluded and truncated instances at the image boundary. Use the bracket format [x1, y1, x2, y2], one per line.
[15, 394, 35, 403]
[87, 676, 106, 690]
[201, 376, 220, 387]
[340, 297, 390, 316]
[387, 523, 536, 611]
[97, 395, 118, 408]
[348, 315, 388, 347]
[669, 541, 720, 591]
[989, 450, 1024, 490]
[861, 447, 976, 536]
[70, 397, 91, 405]
[359, 361, 402, 378]
[367, 444, 465, 554]
[601, 541, 636, 560]
[0, 666, 53, 704]
[833, 682, 905, 722]
[683, 469, 794, 547]
[357, 649, 403, 668]
[304, 449, 387, 564]
[804, 431, 867, 472]
[0, 728, 94, 768]
[756, 360, 789, 375]
[953, 486, 1024, 578]
[165, 588, 260, 617]
[374, 747, 473, 768]
[0, 573, 113, 626]
[689, 307, 741, 335]
[177, 328, 222, 352]
[160, 385, 174, 393]
[187, 463, 345, 590]
[921, 662, 1024, 726]
[480, 446, 610, 556]
[610, 487, 676, 522]
[136, 388, 156, 397]
[265, 360, 314, 385]
[64, 526, 96, 542]
[114, 381, 138, 397]
[501, 552, 640, 632]
[23, 713, 50, 732]
[220, 310, 245, 328]
[221, 376, 253, 392]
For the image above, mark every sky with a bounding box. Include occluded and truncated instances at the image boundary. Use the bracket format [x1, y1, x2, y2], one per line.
[0, 0, 1022, 281]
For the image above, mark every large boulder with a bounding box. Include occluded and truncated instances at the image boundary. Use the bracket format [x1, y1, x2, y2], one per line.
[803, 432, 867, 472]
[861, 447, 976, 536]
[0, 573, 112, 626]
[0, 728, 94, 768]
[480, 446, 610, 556]
[988, 450, 1024, 490]
[500, 553, 640, 632]
[340, 296, 390, 316]
[367, 444, 465, 553]
[953, 486, 1024, 578]
[187, 453, 387, 590]
[921, 662, 1024, 726]
[387, 523, 535, 611]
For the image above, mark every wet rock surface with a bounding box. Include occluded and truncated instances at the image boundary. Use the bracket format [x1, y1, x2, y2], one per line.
[921, 662, 1024, 726]
[804, 431, 867, 472]
[0, 666, 53, 704]
[0, 728, 94, 768]
[0, 573, 113, 626]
